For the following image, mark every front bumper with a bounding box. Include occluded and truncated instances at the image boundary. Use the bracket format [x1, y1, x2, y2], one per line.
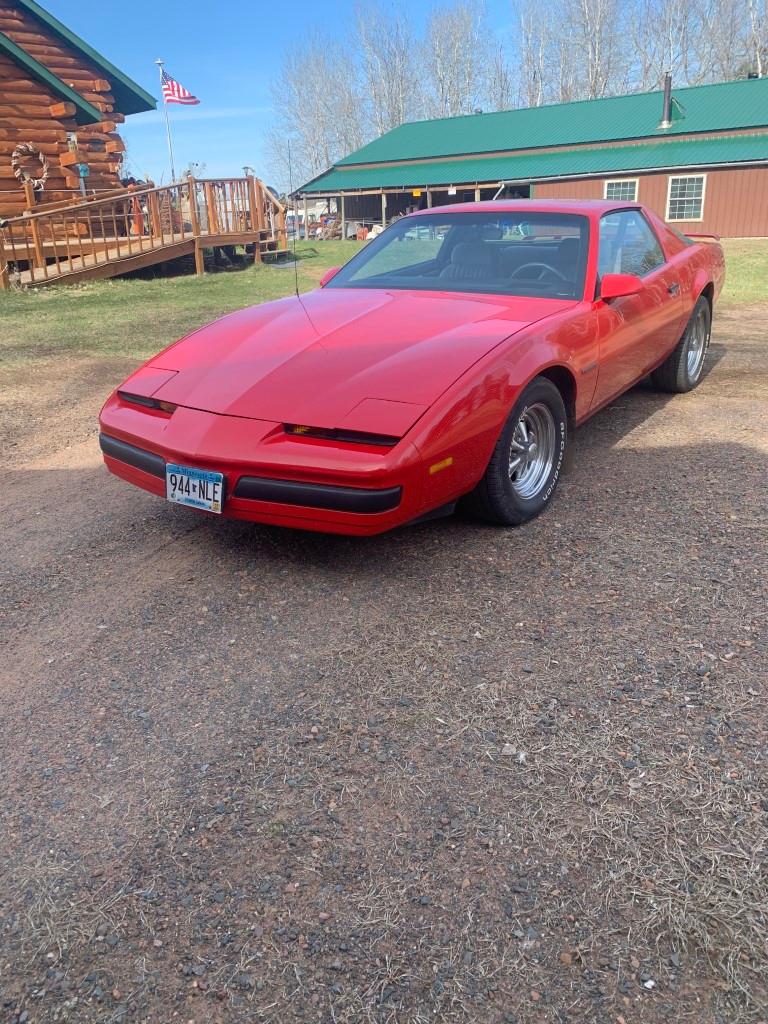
[98, 397, 427, 535]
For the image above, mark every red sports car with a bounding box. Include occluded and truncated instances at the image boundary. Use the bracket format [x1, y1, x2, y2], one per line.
[99, 200, 725, 535]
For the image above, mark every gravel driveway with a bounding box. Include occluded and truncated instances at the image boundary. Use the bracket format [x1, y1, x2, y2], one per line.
[1, 304, 766, 1024]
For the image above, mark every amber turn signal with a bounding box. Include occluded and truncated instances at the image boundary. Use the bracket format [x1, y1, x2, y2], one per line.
[429, 456, 454, 475]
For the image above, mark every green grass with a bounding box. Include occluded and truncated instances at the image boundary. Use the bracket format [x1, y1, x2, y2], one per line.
[719, 238, 768, 307]
[0, 241, 362, 365]
[0, 237, 765, 367]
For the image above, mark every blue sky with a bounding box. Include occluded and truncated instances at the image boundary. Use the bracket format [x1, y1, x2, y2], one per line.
[44, 0, 513, 188]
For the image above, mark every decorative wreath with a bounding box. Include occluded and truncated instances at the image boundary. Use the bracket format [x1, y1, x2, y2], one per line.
[11, 142, 49, 191]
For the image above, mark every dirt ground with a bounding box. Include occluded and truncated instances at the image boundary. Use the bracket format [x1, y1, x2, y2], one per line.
[1, 305, 767, 1024]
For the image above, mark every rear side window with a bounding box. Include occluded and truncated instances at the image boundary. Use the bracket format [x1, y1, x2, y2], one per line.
[598, 210, 665, 277]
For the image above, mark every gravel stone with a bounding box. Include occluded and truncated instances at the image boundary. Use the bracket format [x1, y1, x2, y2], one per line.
[0, 304, 765, 1023]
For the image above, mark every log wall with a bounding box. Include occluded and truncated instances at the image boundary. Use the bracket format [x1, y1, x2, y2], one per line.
[0, 0, 126, 218]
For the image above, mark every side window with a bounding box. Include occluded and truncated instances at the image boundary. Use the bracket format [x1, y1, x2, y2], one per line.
[598, 211, 665, 278]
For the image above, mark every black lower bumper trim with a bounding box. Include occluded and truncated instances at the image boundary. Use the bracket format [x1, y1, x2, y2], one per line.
[233, 476, 402, 514]
[99, 433, 166, 479]
[100, 434, 401, 514]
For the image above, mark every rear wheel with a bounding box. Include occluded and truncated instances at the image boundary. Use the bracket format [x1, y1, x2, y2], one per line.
[651, 296, 711, 393]
[468, 377, 567, 526]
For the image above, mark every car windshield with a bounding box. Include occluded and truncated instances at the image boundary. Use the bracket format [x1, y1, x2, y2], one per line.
[326, 211, 589, 300]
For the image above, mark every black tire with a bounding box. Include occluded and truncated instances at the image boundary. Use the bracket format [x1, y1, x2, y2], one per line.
[651, 296, 711, 393]
[467, 376, 568, 526]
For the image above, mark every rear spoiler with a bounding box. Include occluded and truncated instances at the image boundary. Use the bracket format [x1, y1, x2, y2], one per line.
[686, 232, 721, 242]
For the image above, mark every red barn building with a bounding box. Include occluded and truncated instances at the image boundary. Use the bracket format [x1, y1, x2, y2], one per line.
[299, 75, 768, 239]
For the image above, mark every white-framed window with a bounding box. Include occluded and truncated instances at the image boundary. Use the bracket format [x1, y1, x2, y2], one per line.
[604, 178, 638, 202]
[666, 174, 706, 222]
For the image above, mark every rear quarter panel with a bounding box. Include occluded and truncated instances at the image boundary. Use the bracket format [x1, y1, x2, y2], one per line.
[696, 240, 726, 303]
[645, 207, 725, 312]
[669, 242, 725, 324]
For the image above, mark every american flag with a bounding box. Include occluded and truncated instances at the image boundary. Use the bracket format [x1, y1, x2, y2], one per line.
[161, 69, 199, 105]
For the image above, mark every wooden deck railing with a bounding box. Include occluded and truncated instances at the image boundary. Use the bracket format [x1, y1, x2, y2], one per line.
[0, 175, 287, 289]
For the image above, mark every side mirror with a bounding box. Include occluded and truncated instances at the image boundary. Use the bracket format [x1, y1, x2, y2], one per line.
[319, 266, 341, 287]
[600, 272, 644, 301]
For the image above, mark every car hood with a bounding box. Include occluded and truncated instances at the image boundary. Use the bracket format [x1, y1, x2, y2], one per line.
[132, 288, 575, 435]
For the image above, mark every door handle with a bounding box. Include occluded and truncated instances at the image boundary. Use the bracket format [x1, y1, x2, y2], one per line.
[667, 282, 680, 295]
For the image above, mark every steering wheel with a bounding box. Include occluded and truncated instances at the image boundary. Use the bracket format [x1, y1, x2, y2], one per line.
[510, 262, 568, 282]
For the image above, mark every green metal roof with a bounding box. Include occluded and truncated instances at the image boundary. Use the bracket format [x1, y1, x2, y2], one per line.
[15, 0, 156, 115]
[334, 77, 768, 167]
[301, 133, 768, 193]
[0, 29, 103, 124]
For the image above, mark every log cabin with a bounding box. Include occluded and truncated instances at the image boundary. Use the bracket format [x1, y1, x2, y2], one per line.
[0, 0, 155, 219]
[0, 3, 287, 290]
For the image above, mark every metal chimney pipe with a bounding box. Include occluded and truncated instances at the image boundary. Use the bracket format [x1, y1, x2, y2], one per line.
[659, 71, 673, 129]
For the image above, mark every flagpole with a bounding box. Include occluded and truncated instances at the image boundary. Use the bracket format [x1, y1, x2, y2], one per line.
[154, 59, 176, 183]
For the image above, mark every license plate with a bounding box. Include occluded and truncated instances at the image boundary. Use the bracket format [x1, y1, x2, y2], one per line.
[166, 463, 224, 513]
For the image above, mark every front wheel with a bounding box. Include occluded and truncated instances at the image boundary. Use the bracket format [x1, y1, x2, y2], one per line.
[651, 296, 711, 393]
[467, 377, 568, 526]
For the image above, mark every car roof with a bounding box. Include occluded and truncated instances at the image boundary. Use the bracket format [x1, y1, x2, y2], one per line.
[413, 199, 632, 217]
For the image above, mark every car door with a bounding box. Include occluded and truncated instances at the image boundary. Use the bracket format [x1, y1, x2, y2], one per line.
[592, 209, 683, 409]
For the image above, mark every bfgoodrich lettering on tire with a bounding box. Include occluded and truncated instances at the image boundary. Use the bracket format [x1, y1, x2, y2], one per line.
[468, 376, 568, 526]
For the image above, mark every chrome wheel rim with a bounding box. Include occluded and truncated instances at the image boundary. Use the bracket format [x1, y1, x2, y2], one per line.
[509, 403, 557, 499]
[686, 307, 709, 380]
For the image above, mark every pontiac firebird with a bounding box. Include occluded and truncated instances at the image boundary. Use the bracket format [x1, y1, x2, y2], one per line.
[99, 200, 725, 535]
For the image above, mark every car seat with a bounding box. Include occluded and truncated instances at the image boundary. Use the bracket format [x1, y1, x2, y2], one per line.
[554, 237, 581, 276]
[439, 242, 496, 281]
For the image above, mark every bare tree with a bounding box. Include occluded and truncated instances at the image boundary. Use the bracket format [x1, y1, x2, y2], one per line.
[327, 57, 368, 157]
[688, 0, 748, 82]
[562, 0, 624, 98]
[745, 0, 767, 76]
[513, 0, 624, 103]
[630, 0, 696, 88]
[515, 0, 549, 106]
[269, 37, 367, 187]
[487, 43, 514, 110]
[357, 4, 424, 133]
[551, 29, 580, 101]
[423, 1, 490, 117]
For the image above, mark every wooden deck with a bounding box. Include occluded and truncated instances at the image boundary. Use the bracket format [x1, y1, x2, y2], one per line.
[0, 175, 287, 289]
